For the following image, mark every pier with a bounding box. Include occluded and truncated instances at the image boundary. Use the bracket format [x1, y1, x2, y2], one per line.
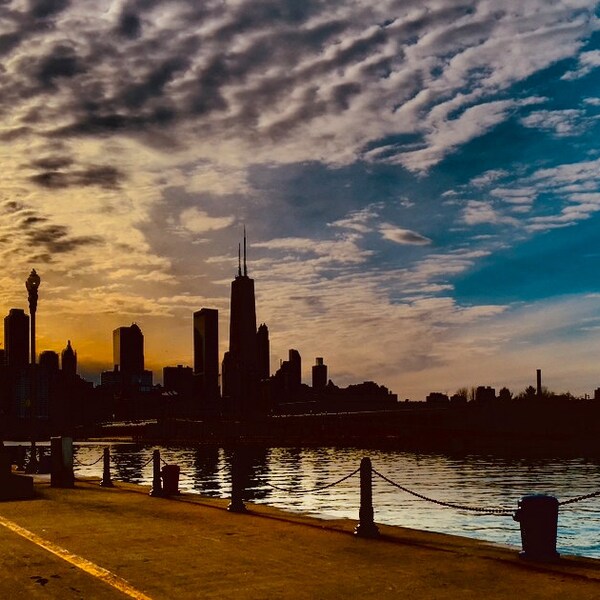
[0, 478, 598, 599]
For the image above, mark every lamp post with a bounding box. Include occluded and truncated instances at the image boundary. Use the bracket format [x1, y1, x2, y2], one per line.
[25, 269, 40, 473]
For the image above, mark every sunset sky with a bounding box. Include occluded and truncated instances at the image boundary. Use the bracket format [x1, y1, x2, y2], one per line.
[2, 0, 600, 400]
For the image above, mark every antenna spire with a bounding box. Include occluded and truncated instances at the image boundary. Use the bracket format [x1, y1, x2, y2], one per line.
[238, 242, 241, 277]
[243, 226, 248, 276]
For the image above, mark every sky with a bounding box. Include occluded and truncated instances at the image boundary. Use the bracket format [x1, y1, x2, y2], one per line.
[1, 0, 600, 400]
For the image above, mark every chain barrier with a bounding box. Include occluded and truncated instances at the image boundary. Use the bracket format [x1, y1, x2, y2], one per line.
[73, 454, 105, 467]
[371, 468, 514, 515]
[559, 490, 600, 506]
[255, 466, 361, 494]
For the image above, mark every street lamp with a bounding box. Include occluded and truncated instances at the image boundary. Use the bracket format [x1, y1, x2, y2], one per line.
[25, 269, 40, 473]
[26, 269, 41, 365]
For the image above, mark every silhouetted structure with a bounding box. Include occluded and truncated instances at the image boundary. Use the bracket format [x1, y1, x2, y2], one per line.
[61, 340, 77, 377]
[4, 309, 29, 369]
[312, 357, 327, 391]
[113, 323, 144, 379]
[256, 323, 270, 381]
[39, 350, 59, 372]
[193, 308, 219, 403]
[537, 369, 542, 398]
[222, 231, 260, 415]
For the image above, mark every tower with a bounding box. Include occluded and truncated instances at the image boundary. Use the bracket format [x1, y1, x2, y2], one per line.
[113, 323, 144, 379]
[61, 340, 77, 378]
[222, 229, 259, 414]
[193, 308, 219, 400]
[4, 308, 29, 369]
[312, 357, 327, 391]
[256, 323, 270, 380]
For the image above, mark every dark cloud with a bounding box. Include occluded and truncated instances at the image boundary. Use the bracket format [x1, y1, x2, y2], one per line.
[36, 45, 83, 88]
[117, 11, 142, 39]
[0, 199, 103, 260]
[29, 0, 70, 19]
[31, 155, 74, 170]
[29, 164, 126, 189]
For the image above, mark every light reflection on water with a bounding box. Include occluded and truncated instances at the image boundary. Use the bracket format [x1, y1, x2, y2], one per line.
[73, 444, 600, 559]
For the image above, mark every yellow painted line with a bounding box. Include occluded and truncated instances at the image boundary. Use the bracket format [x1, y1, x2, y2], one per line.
[0, 514, 153, 600]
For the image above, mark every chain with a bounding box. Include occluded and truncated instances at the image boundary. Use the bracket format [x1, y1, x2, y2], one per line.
[256, 466, 361, 494]
[559, 490, 600, 506]
[73, 454, 105, 467]
[371, 468, 514, 515]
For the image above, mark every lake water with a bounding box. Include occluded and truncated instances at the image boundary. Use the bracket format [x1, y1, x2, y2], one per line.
[71, 443, 600, 559]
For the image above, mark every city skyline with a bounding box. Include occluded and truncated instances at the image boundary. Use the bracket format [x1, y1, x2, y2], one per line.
[1, 2, 600, 399]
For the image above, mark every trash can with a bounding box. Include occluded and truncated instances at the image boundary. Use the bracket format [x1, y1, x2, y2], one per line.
[513, 494, 559, 561]
[161, 465, 180, 496]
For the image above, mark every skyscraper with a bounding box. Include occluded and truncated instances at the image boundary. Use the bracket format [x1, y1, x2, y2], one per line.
[4, 308, 29, 369]
[113, 323, 144, 377]
[61, 340, 77, 378]
[222, 231, 259, 413]
[256, 323, 270, 381]
[193, 308, 219, 400]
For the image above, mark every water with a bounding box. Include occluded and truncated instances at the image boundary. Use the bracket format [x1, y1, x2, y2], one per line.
[71, 443, 600, 559]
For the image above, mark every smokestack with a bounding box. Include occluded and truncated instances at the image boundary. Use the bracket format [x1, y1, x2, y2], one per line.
[536, 369, 542, 398]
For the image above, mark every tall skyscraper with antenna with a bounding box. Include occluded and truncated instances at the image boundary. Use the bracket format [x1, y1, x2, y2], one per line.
[222, 229, 259, 414]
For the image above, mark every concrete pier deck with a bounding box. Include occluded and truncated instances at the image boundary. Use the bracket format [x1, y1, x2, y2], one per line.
[0, 478, 598, 599]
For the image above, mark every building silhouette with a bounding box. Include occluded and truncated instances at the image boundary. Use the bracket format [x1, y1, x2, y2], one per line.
[257, 323, 270, 381]
[61, 340, 77, 378]
[113, 323, 144, 378]
[312, 357, 327, 391]
[4, 309, 29, 369]
[193, 308, 219, 402]
[222, 232, 261, 414]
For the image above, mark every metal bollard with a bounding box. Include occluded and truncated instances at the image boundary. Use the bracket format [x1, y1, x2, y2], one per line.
[227, 451, 248, 513]
[149, 449, 164, 497]
[50, 437, 74, 488]
[100, 447, 114, 487]
[513, 494, 559, 561]
[354, 457, 380, 538]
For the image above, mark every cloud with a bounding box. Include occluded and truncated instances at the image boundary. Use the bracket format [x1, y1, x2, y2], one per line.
[379, 224, 431, 245]
[462, 200, 518, 226]
[29, 164, 125, 189]
[179, 208, 235, 234]
[520, 109, 591, 137]
[561, 49, 600, 81]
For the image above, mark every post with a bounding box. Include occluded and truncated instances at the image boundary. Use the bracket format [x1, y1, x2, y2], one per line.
[228, 450, 247, 513]
[149, 449, 163, 497]
[50, 436, 74, 488]
[100, 447, 113, 487]
[354, 457, 380, 538]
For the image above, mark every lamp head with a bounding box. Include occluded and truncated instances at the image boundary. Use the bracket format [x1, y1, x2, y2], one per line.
[26, 269, 41, 293]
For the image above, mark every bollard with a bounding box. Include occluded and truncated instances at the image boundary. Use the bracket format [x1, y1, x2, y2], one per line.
[149, 449, 163, 497]
[50, 437, 74, 488]
[227, 451, 248, 513]
[354, 457, 380, 538]
[100, 447, 114, 487]
[161, 464, 180, 496]
[513, 494, 559, 561]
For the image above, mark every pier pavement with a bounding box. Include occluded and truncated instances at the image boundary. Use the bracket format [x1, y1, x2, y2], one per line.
[0, 478, 598, 599]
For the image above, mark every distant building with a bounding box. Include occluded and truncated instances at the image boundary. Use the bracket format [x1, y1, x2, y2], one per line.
[163, 365, 194, 396]
[39, 350, 59, 372]
[256, 323, 270, 381]
[113, 323, 144, 384]
[312, 357, 327, 391]
[426, 392, 449, 404]
[4, 308, 29, 369]
[61, 340, 77, 377]
[222, 232, 260, 414]
[475, 386, 496, 403]
[193, 308, 219, 401]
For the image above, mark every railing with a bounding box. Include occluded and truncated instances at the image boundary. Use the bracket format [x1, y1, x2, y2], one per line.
[13, 442, 599, 560]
